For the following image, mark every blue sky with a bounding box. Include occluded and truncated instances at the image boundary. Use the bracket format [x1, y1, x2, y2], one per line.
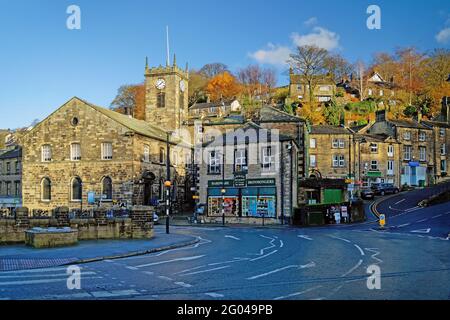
[0, 0, 449, 129]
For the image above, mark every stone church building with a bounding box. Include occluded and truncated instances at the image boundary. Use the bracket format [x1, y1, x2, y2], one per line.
[21, 61, 192, 212]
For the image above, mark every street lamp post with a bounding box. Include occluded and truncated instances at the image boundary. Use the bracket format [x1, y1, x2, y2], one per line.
[221, 138, 226, 226]
[165, 131, 172, 234]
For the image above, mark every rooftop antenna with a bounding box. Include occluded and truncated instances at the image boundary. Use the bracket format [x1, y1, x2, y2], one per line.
[166, 26, 170, 66]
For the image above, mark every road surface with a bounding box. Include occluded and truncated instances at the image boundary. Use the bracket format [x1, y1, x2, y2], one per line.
[0, 185, 449, 300]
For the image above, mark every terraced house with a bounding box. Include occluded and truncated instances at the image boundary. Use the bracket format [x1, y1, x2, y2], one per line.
[367, 110, 435, 187]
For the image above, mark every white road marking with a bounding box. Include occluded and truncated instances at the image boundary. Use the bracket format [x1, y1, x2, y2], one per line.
[250, 250, 278, 262]
[397, 223, 411, 228]
[134, 255, 205, 268]
[205, 292, 224, 298]
[279, 240, 284, 248]
[225, 235, 241, 241]
[174, 265, 206, 275]
[143, 271, 154, 276]
[180, 265, 230, 276]
[365, 248, 383, 265]
[432, 214, 443, 219]
[175, 282, 193, 288]
[91, 290, 140, 298]
[329, 235, 351, 243]
[341, 259, 363, 277]
[274, 286, 322, 300]
[208, 258, 250, 266]
[0, 276, 102, 286]
[247, 262, 316, 280]
[298, 235, 313, 241]
[417, 219, 428, 223]
[157, 276, 173, 281]
[354, 244, 365, 256]
[411, 228, 431, 234]
[394, 199, 406, 205]
[125, 266, 139, 270]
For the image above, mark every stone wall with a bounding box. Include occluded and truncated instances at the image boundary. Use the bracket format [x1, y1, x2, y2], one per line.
[0, 206, 154, 245]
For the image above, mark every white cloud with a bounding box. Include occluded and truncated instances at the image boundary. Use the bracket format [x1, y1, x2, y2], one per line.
[249, 43, 292, 66]
[436, 27, 450, 44]
[249, 25, 341, 66]
[291, 27, 340, 51]
[304, 17, 318, 27]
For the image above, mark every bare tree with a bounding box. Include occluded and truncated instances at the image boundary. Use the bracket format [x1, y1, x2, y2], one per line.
[199, 63, 229, 78]
[324, 53, 354, 83]
[290, 45, 329, 104]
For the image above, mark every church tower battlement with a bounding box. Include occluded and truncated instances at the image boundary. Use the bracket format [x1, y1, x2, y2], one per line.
[144, 56, 189, 132]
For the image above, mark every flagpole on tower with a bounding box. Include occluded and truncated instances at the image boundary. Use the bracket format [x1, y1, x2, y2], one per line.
[166, 26, 170, 66]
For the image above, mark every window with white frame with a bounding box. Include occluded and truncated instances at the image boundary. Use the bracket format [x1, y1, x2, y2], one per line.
[208, 151, 221, 174]
[419, 146, 426, 162]
[419, 131, 426, 142]
[388, 145, 394, 157]
[70, 143, 81, 161]
[440, 128, 445, 138]
[370, 143, 378, 153]
[379, 90, 384, 96]
[404, 145, 412, 160]
[262, 146, 275, 171]
[310, 155, 317, 168]
[101, 143, 113, 160]
[368, 89, 373, 96]
[371, 160, 379, 171]
[41, 145, 52, 162]
[333, 155, 345, 167]
[441, 143, 447, 155]
[235, 149, 247, 172]
[143, 145, 150, 162]
[332, 139, 345, 149]
[310, 138, 316, 149]
[387, 160, 394, 175]
[403, 131, 411, 141]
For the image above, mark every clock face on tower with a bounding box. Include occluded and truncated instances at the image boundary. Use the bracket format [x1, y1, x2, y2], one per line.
[179, 80, 186, 92]
[156, 78, 166, 90]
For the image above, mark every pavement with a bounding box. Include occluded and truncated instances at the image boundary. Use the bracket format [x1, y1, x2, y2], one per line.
[0, 230, 198, 272]
[0, 184, 448, 300]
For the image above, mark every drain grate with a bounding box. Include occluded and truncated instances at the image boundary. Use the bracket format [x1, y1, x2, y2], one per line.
[0, 258, 79, 272]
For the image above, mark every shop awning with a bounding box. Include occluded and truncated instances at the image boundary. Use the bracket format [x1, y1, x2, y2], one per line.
[366, 171, 382, 178]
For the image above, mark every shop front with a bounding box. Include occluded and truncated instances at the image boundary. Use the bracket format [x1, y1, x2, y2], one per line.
[206, 179, 277, 219]
[401, 162, 427, 187]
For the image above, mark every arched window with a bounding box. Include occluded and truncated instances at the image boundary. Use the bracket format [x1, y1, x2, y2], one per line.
[157, 92, 166, 108]
[41, 178, 51, 201]
[102, 177, 113, 201]
[71, 177, 82, 201]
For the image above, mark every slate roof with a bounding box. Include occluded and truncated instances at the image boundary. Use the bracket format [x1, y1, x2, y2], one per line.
[0, 147, 21, 160]
[258, 105, 304, 123]
[204, 122, 295, 147]
[421, 120, 450, 129]
[387, 119, 431, 130]
[310, 125, 353, 135]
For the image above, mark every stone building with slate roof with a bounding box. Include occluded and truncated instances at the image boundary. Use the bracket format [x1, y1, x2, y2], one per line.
[198, 122, 298, 224]
[0, 146, 22, 210]
[21, 96, 192, 212]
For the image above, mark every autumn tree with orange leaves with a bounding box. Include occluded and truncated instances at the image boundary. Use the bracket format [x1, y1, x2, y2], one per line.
[206, 72, 242, 102]
[110, 84, 146, 120]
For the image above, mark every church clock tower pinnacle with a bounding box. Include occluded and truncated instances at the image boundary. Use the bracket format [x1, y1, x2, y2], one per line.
[144, 56, 189, 132]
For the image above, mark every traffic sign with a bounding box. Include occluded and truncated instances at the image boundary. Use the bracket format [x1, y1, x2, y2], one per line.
[379, 214, 386, 228]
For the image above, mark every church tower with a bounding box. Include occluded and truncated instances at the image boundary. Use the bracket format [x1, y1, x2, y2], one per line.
[144, 56, 189, 131]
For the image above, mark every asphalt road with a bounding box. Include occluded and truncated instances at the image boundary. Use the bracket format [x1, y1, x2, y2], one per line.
[0, 185, 449, 300]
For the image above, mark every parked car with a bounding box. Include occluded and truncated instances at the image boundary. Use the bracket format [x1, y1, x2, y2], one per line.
[371, 183, 400, 196]
[360, 188, 375, 200]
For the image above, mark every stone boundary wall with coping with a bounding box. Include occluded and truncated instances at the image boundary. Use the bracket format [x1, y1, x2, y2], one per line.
[0, 206, 154, 245]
